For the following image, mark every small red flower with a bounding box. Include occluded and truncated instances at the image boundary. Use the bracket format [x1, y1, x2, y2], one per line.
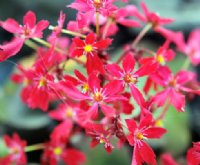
[187, 142, 200, 165]
[125, 113, 166, 165]
[160, 153, 179, 165]
[1, 133, 27, 165]
[0, 11, 49, 62]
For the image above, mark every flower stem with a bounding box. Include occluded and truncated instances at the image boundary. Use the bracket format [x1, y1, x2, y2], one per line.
[49, 25, 86, 38]
[32, 38, 85, 65]
[181, 57, 191, 70]
[25, 143, 45, 152]
[131, 23, 152, 48]
[102, 17, 113, 39]
[96, 11, 100, 37]
[24, 39, 39, 50]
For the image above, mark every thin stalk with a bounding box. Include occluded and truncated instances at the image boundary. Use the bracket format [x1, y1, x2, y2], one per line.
[49, 25, 86, 38]
[131, 23, 152, 48]
[102, 17, 113, 39]
[96, 11, 100, 37]
[25, 143, 45, 152]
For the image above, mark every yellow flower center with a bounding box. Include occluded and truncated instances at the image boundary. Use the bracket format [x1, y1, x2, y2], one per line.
[155, 119, 163, 127]
[135, 132, 144, 140]
[93, 91, 103, 102]
[53, 147, 62, 156]
[93, 0, 102, 8]
[11, 147, 20, 154]
[124, 74, 137, 84]
[84, 45, 93, 53]
[168, 79, 176, 87]
[82, 83, 89, 93]
[65, 107, 74, 118]
[156, 54, 165, 65]
[38, 77, 47, 87]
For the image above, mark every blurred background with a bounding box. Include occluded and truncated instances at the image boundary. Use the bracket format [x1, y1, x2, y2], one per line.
[0, 0, 200, 164]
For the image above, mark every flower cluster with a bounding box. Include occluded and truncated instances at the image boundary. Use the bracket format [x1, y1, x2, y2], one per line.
[0, 0, 200, 165]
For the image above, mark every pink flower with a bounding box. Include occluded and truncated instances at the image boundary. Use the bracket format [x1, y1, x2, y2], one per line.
[187, 142, 200, 165]
[126, 113, 166, 165]
[106, 52, 157, 107]
[0, 11, 49, 62]
[1, 133, 27, 165]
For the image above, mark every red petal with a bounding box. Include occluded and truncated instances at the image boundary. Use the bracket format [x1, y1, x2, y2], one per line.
[34, 20, 49, 38]
[85, 33, 96, 44]
[125, 119, 137, 133]
[106, 64, 123, 78]
[0, 37, 24, 62]
[94, 38, 112, 50]
[100, 104, 115, 117]
[88, 72, 100, 91]
[23, 11, 36, 28]
[139, 141, 156, 165]
[129, 84, 145, 107]
[74, 69, 87, 82]
[118, 19, 141, 28]
[0, 18, 21, 34]
[122, 52, 135, 73]
[73, 37, 85, 47]
[169, 89, 185, 112]
[144, 127, 167, 139]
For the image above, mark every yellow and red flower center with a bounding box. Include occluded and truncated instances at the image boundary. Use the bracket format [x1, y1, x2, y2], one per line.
[93, 91, 103, 102]
[93, 0, 102, 9]
[168, 79, 176, 87]
[135, 131, 144, 140]
[124, 74, 137, 84]
[65, 107, 74, 118]
[38, 77, 47, 87]
[156, 54, 165, 65]
[53, 147, 62, 156]
[84, 44, 93, 53]
[11, 147, 20, 155]
[82, 83, 89, 93]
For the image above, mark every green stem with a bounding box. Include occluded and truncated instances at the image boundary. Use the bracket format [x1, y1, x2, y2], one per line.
[181, 57, 191, 70]
[24, 40, 39, 50]
[49, 25, 86, 38]
[96, 11, 100, 37]
[131, 23, 152, 48]
[25, 143, 45, 152]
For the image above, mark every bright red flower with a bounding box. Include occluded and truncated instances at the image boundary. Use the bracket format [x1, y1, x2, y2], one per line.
[86, 123, 114, 153]
[59, 72, 125, 121]
[106, 52, 156, 107]
[151, 67, 200, 112]
[68, 0, 117, 16]
[1, 133, 27, 165]
[187, 142, 200, 165]
[0, 11, 49, 62]
[72, 33, 112, 74]
[41, 138, 86, 165]
[135, 2, 174, 28]
[11, 64, 57, 111]
[125, 113, 166, 165]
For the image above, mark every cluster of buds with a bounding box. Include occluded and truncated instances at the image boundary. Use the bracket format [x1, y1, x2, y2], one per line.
[0, 0, 200, 165]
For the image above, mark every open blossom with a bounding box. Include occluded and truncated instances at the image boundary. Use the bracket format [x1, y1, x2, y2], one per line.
[0, 11, 49, 62]
[11, 64, 56, 111]
[126, 113, 166, 165]
[42, 138, 86, 165]
[59, 72, 125, 121]
[1, 133, 27, 165]
[187, 142, 200, 165]
[106, 52, 156, 107]
[86, 123, 114, 153]
[151, 66, 200, 112]
[68, 0, 117, 16]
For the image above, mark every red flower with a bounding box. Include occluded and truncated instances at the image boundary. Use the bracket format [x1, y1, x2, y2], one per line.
[42, 139, 86, 165]
[136, 2, 174, 28]
[125, 113, 166, 165]
[59, 72, 125, 121]
[72, 33, 112, 74]
[11, 64, 56, 111]
[187, 142, 200, 165]
[1, 133, 27, 165]
[68, 0, 117, 16]
[151, 67, 200, 112]
[0, 11, 49, 62]
[86, 123, 114, 153]
[106, 52, 156, 107]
